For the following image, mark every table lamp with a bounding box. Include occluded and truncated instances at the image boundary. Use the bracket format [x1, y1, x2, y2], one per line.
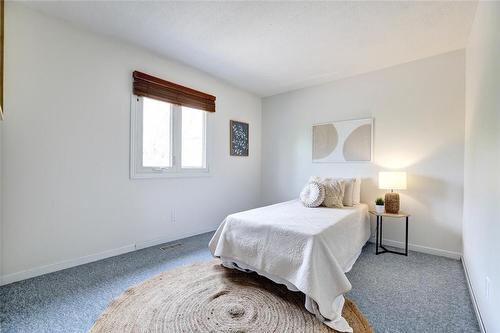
[378, 171, 407, 214]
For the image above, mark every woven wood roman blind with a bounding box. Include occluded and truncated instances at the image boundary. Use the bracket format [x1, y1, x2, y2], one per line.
[133, 71, 216, 112]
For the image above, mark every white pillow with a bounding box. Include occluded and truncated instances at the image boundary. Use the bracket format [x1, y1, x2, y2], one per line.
[300, 181, 325, 208]
[352, 177, 361, 205]
[308, 176, 322, 184]
[342, 178, 355, 207]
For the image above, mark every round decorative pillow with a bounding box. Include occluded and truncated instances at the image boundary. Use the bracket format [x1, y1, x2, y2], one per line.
[300, 181, 325, 208]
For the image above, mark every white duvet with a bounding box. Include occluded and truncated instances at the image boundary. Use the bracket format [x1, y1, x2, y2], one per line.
[209, 200, 370, 332]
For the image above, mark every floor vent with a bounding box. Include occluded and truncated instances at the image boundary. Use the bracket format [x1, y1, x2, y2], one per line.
[159, 243, 183, 251]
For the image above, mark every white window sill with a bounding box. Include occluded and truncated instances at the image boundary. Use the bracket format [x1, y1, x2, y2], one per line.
[130, 170, 211, 180]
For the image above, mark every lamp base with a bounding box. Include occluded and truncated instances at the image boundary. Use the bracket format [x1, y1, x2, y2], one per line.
[384, 192, 400, 214]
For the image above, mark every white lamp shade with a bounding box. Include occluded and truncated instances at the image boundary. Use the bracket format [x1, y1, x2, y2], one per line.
[378, 171, 407, 190]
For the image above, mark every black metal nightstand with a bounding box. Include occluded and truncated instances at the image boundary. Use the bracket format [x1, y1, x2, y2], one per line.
[369, 211, 410, 256]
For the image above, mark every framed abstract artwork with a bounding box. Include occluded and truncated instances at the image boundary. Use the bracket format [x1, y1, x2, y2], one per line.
[230, 120, 249, 156]
[312, 118, 373, 163]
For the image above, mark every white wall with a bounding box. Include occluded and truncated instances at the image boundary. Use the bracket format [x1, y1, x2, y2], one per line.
[1, 4, 262, 284]
[0, 123, 3, 284]
[463, 2, 500, 332]
[262, 50, 465, 257]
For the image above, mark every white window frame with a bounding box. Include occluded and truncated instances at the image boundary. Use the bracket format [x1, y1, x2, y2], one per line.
[130, 95, 211, 179]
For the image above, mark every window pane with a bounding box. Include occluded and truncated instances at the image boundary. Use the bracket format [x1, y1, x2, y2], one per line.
[181, 106, 206, 168]
[142, 97, 171, 168]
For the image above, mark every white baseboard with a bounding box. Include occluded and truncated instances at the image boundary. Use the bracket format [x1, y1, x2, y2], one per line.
[135, 227, 217, 250]
[368, 237, 462, 260]
[0, 228, 217, 286]
[462, 257, 487, 333]
[1, 244, 136, 286]
[0, 231, 461, 286]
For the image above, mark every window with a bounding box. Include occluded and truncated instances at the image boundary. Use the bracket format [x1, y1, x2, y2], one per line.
[131, 96, 209, 178]
[142, 98, 172, 168]
[130, 71, 215, 178]
[181, 106, 206, 169]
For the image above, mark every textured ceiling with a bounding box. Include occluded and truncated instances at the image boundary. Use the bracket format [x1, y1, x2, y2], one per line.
[22, 1, 477, 96]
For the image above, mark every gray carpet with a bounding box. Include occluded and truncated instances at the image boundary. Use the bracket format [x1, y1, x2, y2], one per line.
[0, 232, 479, 333]
[346, 244, 479, 333]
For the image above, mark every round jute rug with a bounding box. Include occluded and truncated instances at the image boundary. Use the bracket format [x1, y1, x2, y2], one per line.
[89, 260, 373, 333]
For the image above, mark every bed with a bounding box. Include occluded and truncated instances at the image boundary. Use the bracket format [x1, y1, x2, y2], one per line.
[209, 199, 370, 332]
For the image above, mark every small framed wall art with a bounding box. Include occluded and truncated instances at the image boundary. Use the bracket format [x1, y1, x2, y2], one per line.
[230, 120, 249, 156]
[312, 118, 373, 163]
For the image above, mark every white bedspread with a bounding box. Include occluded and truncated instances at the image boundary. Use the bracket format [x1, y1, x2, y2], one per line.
[209, 200, 370, 332]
